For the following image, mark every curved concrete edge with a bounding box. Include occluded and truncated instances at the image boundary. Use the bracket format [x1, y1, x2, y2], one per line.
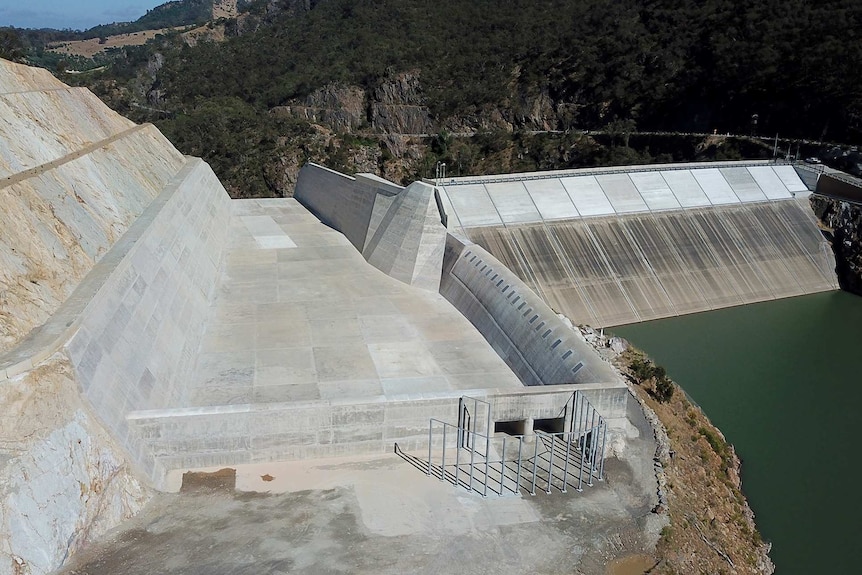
[439, 233, 619, 386]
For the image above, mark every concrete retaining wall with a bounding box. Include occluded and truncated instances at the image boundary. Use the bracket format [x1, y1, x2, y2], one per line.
[816, 173, 862, 203]
[294, 163, 402, 251]
[129, 382, 629, 490]
[294, 163, 447, 289]
[62, 158, 232, 478]
[439, 234, 618, 386]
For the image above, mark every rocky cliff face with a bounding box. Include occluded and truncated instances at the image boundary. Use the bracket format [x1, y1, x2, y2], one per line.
[0, 357, 150, 575]
[275, 84, 366, 133]
[370, 71, 434, 135]
[212, 0, 239, 20]
[810, 195, 862, 295]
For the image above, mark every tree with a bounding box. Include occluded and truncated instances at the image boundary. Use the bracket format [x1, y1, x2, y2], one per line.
[0, 28, 26, 63]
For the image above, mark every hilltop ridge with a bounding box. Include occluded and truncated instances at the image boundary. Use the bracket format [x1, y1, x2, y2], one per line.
[5, 1, 861, 197]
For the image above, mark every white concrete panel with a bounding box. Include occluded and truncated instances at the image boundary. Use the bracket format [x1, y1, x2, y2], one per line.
[255, 236, 297, 249]
[241, 215, 284, 236]
[523, 178, 579, 220]
[661, 170, 711, 207]
[596, 174, 649, 213]
[748, 166, 793, 199]
[773, 165, 810, 193]
[692, 169, 740, 205]
[443, 184, 503, 227]
[720, 167, 767, 202]
[560, 176, 615, 216]
[629, 172, 681, 211]
[485, 181, 541, 224]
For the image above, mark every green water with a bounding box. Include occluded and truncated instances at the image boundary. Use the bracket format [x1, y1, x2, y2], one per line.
[613, 291, 862, 574]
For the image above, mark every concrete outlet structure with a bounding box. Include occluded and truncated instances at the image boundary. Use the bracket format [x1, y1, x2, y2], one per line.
[0, 58, 838, 573]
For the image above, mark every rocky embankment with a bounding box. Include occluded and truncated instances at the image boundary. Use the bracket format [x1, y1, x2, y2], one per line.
[574, 324, 775, 575]
[810, 195, 862, 295]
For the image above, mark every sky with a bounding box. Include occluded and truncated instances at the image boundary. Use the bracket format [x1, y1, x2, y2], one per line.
[0, 1, 167, 31]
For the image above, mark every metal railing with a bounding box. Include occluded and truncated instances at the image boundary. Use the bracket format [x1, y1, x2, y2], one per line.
[394, 392, 609, 497]
[440, 159, 789, 187]
[422, 418, 607, 497]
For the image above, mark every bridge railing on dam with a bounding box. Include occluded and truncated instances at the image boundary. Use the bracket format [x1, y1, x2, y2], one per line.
[438, 162, 809, 230]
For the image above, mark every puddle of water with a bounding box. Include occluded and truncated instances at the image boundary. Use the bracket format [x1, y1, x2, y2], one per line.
[605, 554, 656, 575]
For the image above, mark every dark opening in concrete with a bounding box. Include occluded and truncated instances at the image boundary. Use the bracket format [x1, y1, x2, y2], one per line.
[494, 419, 527, 436]
[533, 416, 565, 434]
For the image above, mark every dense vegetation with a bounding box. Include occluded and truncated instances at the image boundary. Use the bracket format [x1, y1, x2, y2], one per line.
[141, 0, 862, 139]
[5, 0, 862, 195]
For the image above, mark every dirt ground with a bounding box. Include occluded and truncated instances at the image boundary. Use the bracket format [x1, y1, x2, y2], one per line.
[57, 398, 662, 575]
[48, 30, 173, 59]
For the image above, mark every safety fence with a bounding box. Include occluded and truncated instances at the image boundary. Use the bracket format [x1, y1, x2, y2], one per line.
[397, 393, 607, 497]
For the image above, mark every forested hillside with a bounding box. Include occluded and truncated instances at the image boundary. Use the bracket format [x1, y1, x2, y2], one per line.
[5, 0, 862, 196]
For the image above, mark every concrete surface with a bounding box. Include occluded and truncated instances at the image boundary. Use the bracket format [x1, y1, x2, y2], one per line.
[58, 393, 660, 575]
[440, 235, 619, 385]
[195, 197, 520, 405]
[465, 200, 838, 327]
[438, 162, 807, 229]
[294, 163, 447, 290]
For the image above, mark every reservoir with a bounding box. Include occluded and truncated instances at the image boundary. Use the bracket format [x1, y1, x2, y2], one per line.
[613, 290, 862, 574]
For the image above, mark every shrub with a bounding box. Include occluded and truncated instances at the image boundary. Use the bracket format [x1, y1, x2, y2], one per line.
[655, 376, 674, 403]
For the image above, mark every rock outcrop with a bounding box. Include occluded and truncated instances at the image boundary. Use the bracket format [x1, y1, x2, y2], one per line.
[275, 84, 366, 133]
[370, 71, 434, 135]
[810, 195, 862, 295]
[0, 358, 149, 575]
[0, 60, 185, 354]
[0, 57, 197, 575]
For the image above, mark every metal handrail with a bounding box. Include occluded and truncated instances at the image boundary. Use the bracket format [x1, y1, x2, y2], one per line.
[426, 418, 606, 496]
[440, 160, 789, 187]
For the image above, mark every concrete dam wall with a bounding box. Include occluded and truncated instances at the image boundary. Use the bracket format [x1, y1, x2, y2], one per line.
[439, 163, 838, 327]
[294, 163, 617, 385]
[0, 63, 626, 575]
[440, 235, 618, 385]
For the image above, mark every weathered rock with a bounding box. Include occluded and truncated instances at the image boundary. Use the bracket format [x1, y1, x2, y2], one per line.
[810, 194, 862, 295]
[278, 84, 366, 133]
[212, 0, 238, 20]
[0, 59, 186, 353]
[0, 357, 150, 575]
[370, 71, 434, 135]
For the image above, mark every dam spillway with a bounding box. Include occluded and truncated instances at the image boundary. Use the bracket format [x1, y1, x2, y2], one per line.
[437, 164, 838, 327]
